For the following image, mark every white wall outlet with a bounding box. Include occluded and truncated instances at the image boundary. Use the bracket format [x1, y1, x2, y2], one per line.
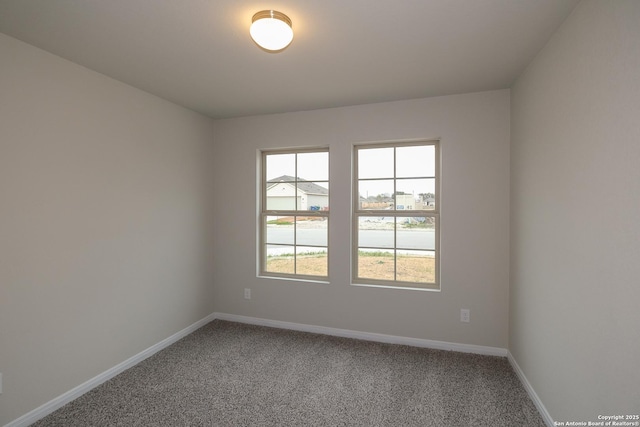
[460, 309, 470, 323]
[244, 288, 251, 300]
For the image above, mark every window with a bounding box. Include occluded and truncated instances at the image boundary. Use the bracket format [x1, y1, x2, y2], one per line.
[353, 141, 439, 289]
[260, 149, 329, 280]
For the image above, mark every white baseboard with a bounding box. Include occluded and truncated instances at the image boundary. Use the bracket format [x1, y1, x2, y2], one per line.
[5, 312, 217, 427]
[507, 351, 554, 427]
[214, 312, 508, 357]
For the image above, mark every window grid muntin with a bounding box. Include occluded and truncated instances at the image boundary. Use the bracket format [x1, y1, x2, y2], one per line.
[261, 148, 329, 280]
[353, 140, 439, 289]
[355, 212, 438, 285]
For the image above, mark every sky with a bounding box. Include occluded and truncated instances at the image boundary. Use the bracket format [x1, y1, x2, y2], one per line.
[264, 145, 437, 199]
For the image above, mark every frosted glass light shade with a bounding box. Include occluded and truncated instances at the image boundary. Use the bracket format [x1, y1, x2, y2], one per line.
[250, 10, 293, 51]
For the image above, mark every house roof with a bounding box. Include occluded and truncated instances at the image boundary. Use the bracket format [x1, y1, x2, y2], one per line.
[267, 176, 328, 196]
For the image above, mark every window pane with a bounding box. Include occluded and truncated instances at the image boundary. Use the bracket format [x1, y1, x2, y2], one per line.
[296, 246, 327, 276]
[298, 181, 329, 211]
[262, 148, 329, 280]
[357, 248, 395, 281]
[358, 217, 394, 248]
[358, 147, 394, 179]
[396, 178, 435, 210]
[396, 217, 436, 250]
[396, 250, 436, 283]
[297, 218, 328, 246]
[265, 216, 294, 245]
[266, 180, 297, 210]
[352, 141, 438, 288]
[297, 152, 328, 181]
[396, 145, 435, 178]
[265, 245, 295, 274]
[358, 180, 393, 210]
[266, 153, 295, 181]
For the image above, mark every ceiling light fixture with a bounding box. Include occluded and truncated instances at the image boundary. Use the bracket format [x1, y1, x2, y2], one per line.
[250, 10, 293, 52]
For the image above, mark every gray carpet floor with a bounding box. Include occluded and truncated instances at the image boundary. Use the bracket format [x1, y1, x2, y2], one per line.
[33, 320, 545, 426]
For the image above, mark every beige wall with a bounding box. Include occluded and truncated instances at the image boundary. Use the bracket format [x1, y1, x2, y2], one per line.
[10, 2, 638, 422]
[212, 90, 511, 349]
[0, 34, 216, 425]
[510, 0, 640, 421]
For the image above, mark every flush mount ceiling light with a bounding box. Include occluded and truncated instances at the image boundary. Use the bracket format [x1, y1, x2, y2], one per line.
[250, 10, 293, 52]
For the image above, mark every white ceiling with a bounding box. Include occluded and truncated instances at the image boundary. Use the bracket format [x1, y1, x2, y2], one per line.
[0, 0, 579, 119]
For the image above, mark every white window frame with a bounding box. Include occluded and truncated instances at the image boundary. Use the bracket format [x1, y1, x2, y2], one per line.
[352, 140, 440, 290]
[259, 148, 329, 281]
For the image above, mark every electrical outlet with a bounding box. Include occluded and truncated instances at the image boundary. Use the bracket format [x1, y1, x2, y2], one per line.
[244, 288, 251, 300]
[460, 309, 470, 323]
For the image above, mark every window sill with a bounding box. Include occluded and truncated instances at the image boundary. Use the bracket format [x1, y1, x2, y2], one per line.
[258, 274, 330, 285]
[350, 282, 441, 292]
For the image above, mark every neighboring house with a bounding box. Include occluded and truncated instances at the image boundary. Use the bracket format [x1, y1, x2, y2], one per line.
[266, 175, 328, 211]
[395, 194, 416, 210]
[423, 194, 435, 207]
